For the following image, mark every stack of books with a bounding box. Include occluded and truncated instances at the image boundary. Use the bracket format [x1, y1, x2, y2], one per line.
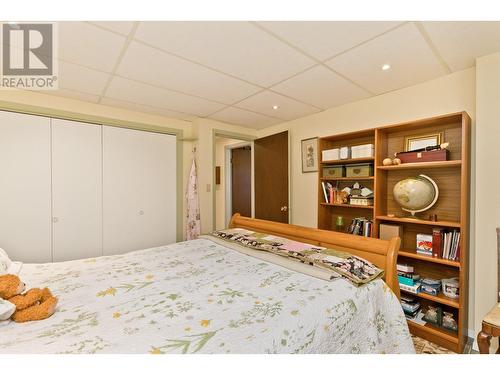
[321, 181, 337, 204]
[401, 295, 421, 319]
[432, 228, 461, 261]
[397, 264, 421, 294]
[420, 278, 442, 296]
[346, 217, 373, 237]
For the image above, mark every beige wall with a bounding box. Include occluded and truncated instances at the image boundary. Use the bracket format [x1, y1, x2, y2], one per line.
[475, 52, 500, 352]
[257, 67, 477, 334]
[191, 118, 257, 234]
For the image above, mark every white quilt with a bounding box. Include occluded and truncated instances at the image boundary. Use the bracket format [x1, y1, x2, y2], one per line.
[0, 238, 414, 354]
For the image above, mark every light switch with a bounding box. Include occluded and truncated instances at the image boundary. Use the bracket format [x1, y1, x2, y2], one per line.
[206, 184, 211, 192]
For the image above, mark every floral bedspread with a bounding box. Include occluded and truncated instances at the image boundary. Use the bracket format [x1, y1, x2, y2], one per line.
[0, 238, 414, 354]
[208, 228, 384, 285]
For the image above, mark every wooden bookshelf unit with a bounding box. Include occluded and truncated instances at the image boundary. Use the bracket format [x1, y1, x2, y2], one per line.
[317, 112, 471, 353]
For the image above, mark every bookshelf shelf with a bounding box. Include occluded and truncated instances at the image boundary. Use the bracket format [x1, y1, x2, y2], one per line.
[406, 319, 459, 348]
[399, 250, 461, 268]
[321, 157, 374, 165]
[401, 290, 460, 309]
[377, 160, 462, 170]
[320, 176, 374, 181]
[318, 112, 470, 353]
[320, 203, 374, 209]
[376, 215, 461, 228]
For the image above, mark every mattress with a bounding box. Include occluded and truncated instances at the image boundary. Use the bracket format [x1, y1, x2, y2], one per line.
[0, 238, 414, 354]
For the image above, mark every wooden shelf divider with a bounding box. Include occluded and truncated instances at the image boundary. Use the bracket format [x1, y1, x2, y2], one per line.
[376, 215, 461, 228]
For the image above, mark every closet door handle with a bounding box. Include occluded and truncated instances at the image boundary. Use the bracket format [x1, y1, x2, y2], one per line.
[52, 217, 59, 223]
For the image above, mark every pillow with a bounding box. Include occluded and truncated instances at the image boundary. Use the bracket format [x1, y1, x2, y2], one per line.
[0, 248, 12, 275]
[0, 298, 15, 321]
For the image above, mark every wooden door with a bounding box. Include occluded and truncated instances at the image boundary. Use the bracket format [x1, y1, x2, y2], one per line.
[102, 126, 177, 255]
[51, 119, 102, 261]
[0, 111, 52, 262]
[254, 131, 289, 223]
[231, 146, 251, 217]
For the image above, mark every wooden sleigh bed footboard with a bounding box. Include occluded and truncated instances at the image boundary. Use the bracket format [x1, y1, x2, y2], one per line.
[229, 213, 401, 298]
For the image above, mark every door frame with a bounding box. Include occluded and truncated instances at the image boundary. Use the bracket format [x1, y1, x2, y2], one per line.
[212, 129, 256, 231]
[224, 141, 252, 228]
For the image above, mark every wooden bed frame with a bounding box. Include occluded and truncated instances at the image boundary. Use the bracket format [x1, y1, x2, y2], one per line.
[229, 214, 401, 298]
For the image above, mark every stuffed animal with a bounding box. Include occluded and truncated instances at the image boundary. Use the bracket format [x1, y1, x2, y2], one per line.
[0, 274, 58, 323]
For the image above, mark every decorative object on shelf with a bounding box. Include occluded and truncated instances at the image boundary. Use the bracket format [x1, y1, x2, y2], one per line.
[396, 142, 450, 164]
[345, 163, 373, 178]
[416, 233, 433, 256]
[382, 157, 393, 166]
[423, 305, 443, 325]
[322, 165, 345, 178]
[334, 190, 349, 204]
[351, 143, 374, 158]
[393, 174, 439, 216]
[335, 216, 345, 232]
[393, 158, 402, 165]
[339, 146, 351, 160]
[442, 312, 458, 332]
[301, 137, 318, 173]
[322, 148, 340, 162]
[404, 132, 444, 152]
[442, 278, 459, 299]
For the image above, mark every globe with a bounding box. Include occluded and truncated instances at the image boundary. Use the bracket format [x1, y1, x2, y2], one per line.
[393, 174, 439, 216]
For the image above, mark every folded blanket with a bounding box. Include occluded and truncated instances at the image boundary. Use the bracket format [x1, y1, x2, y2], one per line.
[206, 228, 384, 286]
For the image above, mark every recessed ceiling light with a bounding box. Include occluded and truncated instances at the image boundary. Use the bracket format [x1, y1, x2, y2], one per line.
[272, 105, 279, 110]
[382, 64, 391, 71]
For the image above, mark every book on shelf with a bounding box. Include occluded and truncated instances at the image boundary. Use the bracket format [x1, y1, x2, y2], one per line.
[346, 217, 373, 237]
[400, 282, 421, 294]
[321, 181, 338, 204]
[397, 272, 420, 286]
[397, 264, 414, 273]
[415, 228, 461, 261]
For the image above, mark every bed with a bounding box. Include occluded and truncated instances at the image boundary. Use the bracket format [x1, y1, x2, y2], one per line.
[0, 214, 414, 354]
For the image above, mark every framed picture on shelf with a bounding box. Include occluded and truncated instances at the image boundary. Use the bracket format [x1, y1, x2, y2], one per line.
[301, 137, 318, 173]
[404, 132, 443, 151]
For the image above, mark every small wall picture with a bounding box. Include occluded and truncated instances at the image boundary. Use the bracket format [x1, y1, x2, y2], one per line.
[301, 137, 318, 173]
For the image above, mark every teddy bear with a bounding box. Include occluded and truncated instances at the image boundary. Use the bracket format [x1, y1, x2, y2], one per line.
[0, 274, 58, 323]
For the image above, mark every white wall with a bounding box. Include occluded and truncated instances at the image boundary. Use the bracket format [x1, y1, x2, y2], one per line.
[257, 67, 477, 333]
[475, 51, 500, 352]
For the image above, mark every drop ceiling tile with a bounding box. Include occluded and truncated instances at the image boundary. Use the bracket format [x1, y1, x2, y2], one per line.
[58, 61, 110, 95]
[43, 88, 101, 104]
[257, 21, 402, 61]
[326, 23, 448, 94]
[422, 21, 500, 71]
[117, 41, 260, 104]
[209, 107, 282, 129]
[134, 21, 315, 87]
[104, 76, 225, 117]
[58, 22, 127, 72]
[271, 65, 371, 109]
[100, 97, 195, 121]
[235, 90, 321, 120]
[88, 21, 136, 36]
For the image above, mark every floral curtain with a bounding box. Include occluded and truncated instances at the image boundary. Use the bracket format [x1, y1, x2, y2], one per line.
[185, 149, 201, 240]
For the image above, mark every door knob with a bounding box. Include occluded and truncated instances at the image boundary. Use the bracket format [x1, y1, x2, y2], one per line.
[280, 206, 288, 212]
[52, 217, 59, 223]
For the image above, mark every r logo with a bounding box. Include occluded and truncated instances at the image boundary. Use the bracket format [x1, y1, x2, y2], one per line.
[2, 23, 53, 76]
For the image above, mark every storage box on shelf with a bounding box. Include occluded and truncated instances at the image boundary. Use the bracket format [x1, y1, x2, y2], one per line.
[317, 112, 470, 353]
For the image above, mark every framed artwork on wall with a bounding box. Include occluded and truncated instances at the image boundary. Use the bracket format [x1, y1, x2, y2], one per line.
[301, 137, 318, 173]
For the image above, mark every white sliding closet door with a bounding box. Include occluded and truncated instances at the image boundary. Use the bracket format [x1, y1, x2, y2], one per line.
[0, 111, 52, 263]
[103, 126, 176, 255]
[51, 119, 102, 261]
